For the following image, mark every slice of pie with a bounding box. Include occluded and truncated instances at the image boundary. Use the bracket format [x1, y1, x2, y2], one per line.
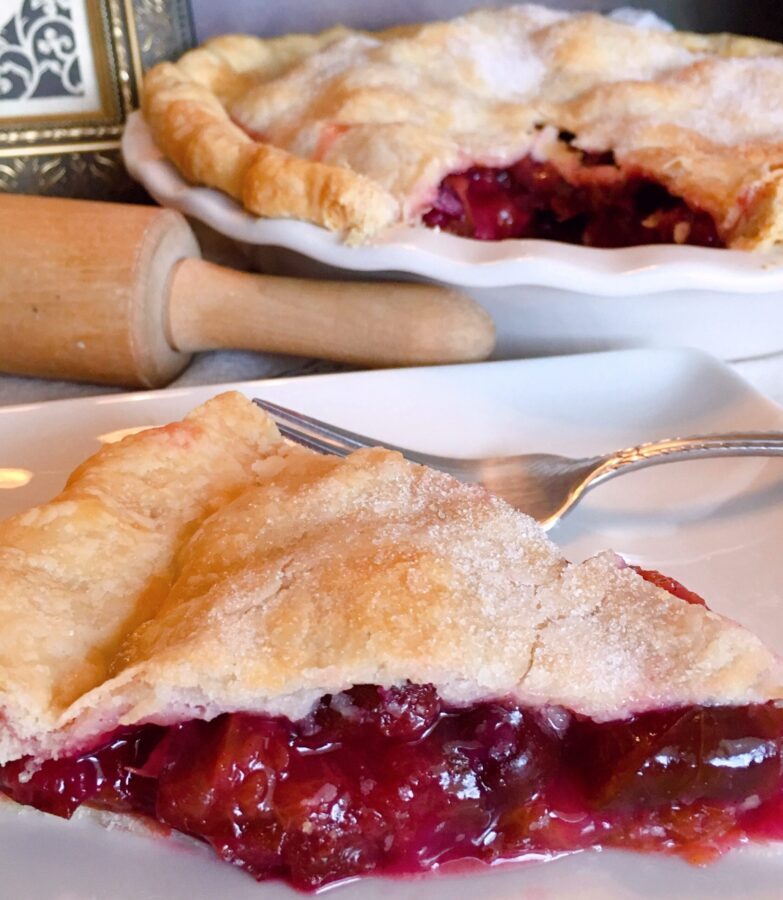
[141, 6, 783, 249]
[2, 392, 783, 890]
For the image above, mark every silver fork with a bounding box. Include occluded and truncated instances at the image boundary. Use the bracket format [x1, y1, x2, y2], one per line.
[255, 399, 783, 530]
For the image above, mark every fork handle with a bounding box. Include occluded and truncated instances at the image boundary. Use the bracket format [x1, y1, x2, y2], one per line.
[592, 432, 783, 485]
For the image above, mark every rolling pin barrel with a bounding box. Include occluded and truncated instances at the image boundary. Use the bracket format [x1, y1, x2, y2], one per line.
[0, 195, 494, 387]
[0, 195, 194, 387]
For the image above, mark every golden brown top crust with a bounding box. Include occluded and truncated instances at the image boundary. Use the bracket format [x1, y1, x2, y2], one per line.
[0, 393, 283, 764]
[141, 5, 783, 248]
[1, 394, 782, 765]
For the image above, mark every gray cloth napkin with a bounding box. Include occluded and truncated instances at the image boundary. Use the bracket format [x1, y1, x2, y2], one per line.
[0, 352, 780, 409]
[0, 353, 346, 407]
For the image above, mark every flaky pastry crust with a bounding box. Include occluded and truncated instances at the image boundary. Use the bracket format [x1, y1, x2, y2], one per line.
[1, 393, 781, 766]
[140, 5, 783, 248]
[0, 393, 283, 764]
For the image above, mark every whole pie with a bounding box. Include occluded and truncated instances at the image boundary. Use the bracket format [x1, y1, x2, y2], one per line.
[2, 392, 783, 890]
[141, 5, 783, 249]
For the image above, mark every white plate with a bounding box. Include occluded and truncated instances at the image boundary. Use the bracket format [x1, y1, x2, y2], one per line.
[2, 347, 783, 899]
[123, 112, 783, 361]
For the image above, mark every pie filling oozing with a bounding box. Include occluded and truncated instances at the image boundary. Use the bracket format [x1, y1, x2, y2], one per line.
[421, 145, 724, 248]
[2, 574, 782, 891]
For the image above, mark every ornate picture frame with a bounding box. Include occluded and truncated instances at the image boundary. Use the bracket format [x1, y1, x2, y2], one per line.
[0, 0, 193, 199]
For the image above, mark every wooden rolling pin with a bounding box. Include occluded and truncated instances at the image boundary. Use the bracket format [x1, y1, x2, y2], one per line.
[0, 195, 494, 387]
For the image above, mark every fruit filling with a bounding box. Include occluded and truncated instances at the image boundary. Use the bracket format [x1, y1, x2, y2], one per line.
[422, 149, 724, 247]
[2, 573, 781, 891]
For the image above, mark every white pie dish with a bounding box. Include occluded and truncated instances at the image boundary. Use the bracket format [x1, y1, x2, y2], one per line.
[123, 111, 783, 361]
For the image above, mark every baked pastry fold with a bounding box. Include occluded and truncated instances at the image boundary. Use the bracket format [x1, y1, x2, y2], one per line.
[141, 5, 783, 248]
[0, 393, 282, 763]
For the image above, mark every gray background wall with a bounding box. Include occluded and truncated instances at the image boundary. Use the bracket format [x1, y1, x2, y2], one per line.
[191, 2, 783, 42]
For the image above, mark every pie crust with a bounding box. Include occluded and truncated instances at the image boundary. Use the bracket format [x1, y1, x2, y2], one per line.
[1, 392, 781, 769]
[0, 393, 283, 764]
[141, 6, 783, 248]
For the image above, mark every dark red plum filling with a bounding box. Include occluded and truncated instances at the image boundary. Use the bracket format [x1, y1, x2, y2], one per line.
[2, 573, 782, 891]
[422, 154, 724, 247]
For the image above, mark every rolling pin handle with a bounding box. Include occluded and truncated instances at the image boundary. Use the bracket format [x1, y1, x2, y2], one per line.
[167, 258, 495, 367]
